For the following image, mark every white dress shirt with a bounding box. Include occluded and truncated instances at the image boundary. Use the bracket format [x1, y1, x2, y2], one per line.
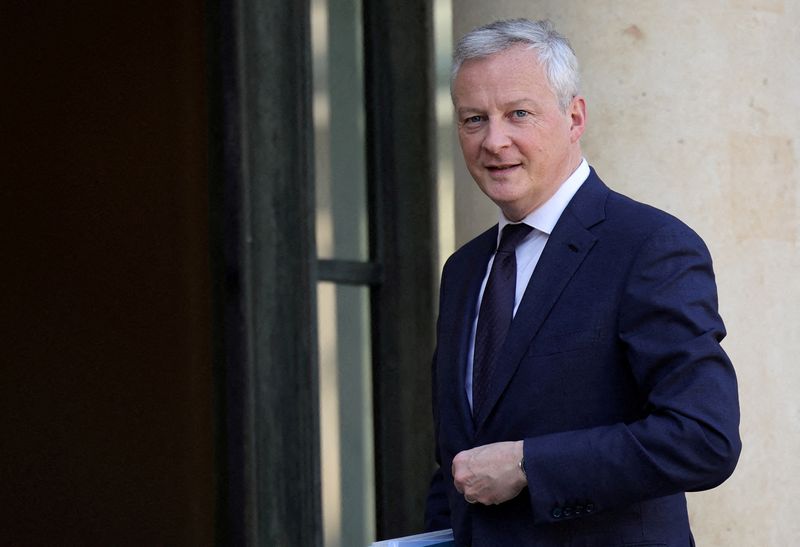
[466, 159, 591, 408]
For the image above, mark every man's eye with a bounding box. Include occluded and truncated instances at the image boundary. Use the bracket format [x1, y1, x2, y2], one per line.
[512, 110, 528, 118]
[465, 115, 483, 124]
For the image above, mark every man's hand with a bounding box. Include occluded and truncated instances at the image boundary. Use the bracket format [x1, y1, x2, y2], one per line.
[452, 440, 527, 505]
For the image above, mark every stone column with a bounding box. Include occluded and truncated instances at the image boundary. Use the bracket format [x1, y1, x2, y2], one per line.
[448, 3, 800, 544]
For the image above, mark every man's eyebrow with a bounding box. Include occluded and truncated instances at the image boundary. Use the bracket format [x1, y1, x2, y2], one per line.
[455, 99, 539, 116]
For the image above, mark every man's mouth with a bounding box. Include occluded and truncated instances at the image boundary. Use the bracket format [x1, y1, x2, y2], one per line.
[486, 163, 521, 173]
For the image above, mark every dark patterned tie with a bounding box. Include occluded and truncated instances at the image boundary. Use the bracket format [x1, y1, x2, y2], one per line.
[472, 223, 533, 421]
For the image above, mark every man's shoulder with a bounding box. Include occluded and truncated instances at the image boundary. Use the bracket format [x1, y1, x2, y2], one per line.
[561, 170, 710, 264]
[584, 171, 699, 240]
[606, 188, 680, 226]
[599, 201, 714, 278]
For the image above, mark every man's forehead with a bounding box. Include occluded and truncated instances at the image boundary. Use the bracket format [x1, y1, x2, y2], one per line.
[453, 63, 552, 108]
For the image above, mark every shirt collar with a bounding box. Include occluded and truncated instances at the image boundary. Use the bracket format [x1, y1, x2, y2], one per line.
[497, 158, 590, 241]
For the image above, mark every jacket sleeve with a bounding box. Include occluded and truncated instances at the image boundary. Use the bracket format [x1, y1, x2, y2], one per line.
[425, 348, 451, 531]
[522, 221, 741, 524]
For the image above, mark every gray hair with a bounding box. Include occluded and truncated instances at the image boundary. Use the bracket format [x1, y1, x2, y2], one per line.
[452, 19, 580, 112]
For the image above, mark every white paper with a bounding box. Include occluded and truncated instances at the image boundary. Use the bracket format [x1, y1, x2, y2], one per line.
[369, 528, 454, 547]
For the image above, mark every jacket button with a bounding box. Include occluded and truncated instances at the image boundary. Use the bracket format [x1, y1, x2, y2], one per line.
[585, 503, 595, 513]
[551, 507, 562, 519]
[563, 506, 573, 517]
[575, 505, 584, 515]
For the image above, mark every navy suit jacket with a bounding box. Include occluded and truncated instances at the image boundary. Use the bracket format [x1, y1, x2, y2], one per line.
[425, 169, 741, 546]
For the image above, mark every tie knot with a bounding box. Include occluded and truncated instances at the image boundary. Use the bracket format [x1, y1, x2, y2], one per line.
[497, 223, 533, 253]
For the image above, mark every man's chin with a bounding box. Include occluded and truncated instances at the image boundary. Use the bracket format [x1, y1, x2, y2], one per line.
[479, 184, 525, 207]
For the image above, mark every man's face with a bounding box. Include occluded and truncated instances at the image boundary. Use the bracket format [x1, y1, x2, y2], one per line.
[452, 45, 586, 221]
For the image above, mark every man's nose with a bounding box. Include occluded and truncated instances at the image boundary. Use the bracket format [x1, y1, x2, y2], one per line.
[482, 119, 512, 154]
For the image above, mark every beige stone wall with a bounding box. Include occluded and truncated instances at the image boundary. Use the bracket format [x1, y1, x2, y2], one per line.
[448, 2, 799, 544]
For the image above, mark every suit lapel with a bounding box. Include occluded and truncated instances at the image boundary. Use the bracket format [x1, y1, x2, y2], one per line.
[439, 226, 498, 434]
[474, 172, 608, 432]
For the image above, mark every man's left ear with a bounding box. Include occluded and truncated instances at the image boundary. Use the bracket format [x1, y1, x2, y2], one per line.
[569, 96, 587, 143]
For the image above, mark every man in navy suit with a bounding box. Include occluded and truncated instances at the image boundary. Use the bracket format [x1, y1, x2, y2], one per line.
[424, 19, 741, 546]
